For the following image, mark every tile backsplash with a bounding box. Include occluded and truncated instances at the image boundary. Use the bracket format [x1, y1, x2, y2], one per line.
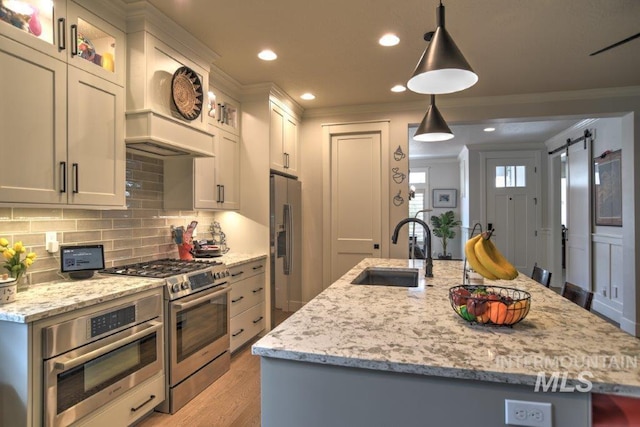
[0, 153, 216, 285]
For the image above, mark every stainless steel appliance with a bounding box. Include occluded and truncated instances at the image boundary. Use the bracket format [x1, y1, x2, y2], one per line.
[270, 174, 302, 327]
[101, 259, 231, 414]
[42, 293, 164, 427]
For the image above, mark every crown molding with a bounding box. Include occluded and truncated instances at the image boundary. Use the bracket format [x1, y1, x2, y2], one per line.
[124, 0, 219, 68]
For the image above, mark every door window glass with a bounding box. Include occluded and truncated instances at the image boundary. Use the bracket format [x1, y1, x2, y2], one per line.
[76, 18, 116, 73]
[495, 165, 526, 188]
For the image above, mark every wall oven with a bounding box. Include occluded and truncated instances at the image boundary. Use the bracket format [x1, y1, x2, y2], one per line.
[42, 293, 163, 427]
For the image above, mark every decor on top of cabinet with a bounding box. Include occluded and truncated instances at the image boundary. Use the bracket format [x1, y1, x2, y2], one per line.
[430, 210, 460, 259]
[171, 66, 203, 121]
[171, 221, 198, 260]
[0, 276, 17, 304]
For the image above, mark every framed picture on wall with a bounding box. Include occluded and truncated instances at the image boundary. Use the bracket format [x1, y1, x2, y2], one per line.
[593, 149, 622, 226]
[433, 189, 457, 208]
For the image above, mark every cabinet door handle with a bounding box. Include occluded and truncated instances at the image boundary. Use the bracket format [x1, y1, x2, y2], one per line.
[70, 24, 78, 57]
[232, 329, 244, 337]
[231, 271, 244, 277]
[131, 395, 156, 413]
[252, 265, 263, 270]
[217, 103, 222, 122]
[221, 185, 225, 203]
[252, 316, 264, 324]
[252, 287, 264, 294]
[60, 162, 67, 193]
[57, 18, 66, 51]
[72, 163, 79, 193]
[231, 295, 244, 303]
[216, 185, 221, 203]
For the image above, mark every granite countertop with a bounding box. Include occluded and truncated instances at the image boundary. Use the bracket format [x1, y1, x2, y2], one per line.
[209, 252, 267, 268]
[0, 252, 268, 324]
[0, 275, 164, 324]
[253, 258, 640, 397]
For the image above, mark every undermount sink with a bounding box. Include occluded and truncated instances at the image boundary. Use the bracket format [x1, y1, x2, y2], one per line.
[350, 267, 419, 287]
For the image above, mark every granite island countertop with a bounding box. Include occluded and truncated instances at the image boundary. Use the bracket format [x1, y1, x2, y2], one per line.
[0, 275, 164, 324]
[253, 258, 640, 397]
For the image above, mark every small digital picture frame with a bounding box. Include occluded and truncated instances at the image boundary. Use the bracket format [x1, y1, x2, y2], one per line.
[60, 244, 105, 279]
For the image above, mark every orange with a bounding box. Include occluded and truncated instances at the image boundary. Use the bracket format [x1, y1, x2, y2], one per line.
[504, 300, 527, 325]
[488, 301, 508, 325]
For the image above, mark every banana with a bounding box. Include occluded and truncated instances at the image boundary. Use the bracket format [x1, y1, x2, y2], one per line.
[464, 234, 498, 280]
[474, 232, 519, 280]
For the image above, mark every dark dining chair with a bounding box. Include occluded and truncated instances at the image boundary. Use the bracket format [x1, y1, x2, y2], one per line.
[531, 263, 552, 287]
[561, 282, 594, 311]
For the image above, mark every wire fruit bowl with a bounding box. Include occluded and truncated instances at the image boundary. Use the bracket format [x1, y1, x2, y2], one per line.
[449, 285, 531, 326]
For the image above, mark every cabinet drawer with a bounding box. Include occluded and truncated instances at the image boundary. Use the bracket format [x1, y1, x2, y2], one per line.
[230, 273, 265, 317]
[230, 303, 265, 352]
[228, 259, 267, 283]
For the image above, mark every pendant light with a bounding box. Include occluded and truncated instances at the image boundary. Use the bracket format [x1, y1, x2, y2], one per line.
[408, 1, 478, 94]
[414, 95, 454, 142]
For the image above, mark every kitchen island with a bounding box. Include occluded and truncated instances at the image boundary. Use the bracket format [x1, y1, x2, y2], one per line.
[252, 258, 640, 427]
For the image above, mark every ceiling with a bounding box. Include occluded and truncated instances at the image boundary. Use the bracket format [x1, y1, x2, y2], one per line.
[146, 0, 640, 156]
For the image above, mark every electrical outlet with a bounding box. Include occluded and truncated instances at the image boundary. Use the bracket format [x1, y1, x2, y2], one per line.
[505, 399, 552, 427]
[45, 232, 56, 245]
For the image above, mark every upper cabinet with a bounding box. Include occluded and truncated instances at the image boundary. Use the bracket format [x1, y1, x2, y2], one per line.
[270, 98, 299, 177]
[164, 128, 240, 211]
[0, 0, 125, 86]
[0, 0, 125, 207]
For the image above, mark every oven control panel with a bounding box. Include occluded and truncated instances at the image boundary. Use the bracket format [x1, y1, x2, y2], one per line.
[90, 305, 136, 338]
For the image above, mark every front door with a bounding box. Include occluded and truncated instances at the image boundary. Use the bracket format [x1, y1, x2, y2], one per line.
[330, 132, 382, 282]
[485, 154, 539, 274]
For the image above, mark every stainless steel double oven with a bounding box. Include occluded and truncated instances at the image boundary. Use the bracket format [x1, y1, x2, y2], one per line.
[42, 293, 164, 426]
[101, 259, 231, 414]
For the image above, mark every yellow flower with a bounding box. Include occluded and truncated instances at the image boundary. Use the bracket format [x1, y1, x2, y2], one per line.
[27, 252, 37, 260]
[3, 248, 15, 260]
[13, 241, 25, 253]
[0, 238, 8, 247]
[25, 258, 33, 267]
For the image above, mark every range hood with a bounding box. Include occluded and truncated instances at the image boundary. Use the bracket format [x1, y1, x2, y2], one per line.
[125, 109, 214, 158]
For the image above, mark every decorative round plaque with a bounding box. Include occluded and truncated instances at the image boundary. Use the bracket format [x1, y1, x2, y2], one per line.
[171, 66, 203, 121]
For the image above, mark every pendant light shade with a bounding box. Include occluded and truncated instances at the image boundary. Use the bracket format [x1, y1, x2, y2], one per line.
[414, 95, 454, 142]
[408, 2, 478, 94]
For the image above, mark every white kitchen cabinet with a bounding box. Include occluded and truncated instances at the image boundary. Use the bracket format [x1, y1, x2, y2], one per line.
[270, 99, 299, 177]
[0, 0, 125, 86]
[229, 258, 266, 352]
[214, 129, 240, 210]
[0, 33, 124, 206]
[592, 235, 623, 323]
[164, 128, 240, 210]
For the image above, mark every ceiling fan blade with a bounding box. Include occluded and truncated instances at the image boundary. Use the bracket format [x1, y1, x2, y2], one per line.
[589, 32, 640, 56]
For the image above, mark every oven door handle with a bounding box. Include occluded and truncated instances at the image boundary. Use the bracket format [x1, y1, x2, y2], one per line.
[53, 321, 162, 371]
[172, 285, 230, 311]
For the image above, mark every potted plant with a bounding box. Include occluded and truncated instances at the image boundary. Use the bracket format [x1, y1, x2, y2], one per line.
[430, 211, 461, 259]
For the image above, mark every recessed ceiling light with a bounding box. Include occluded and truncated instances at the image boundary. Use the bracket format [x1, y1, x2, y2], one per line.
[379, 33, 400, 47]
[484, 127, 496, 132]
[301, 93, 316, 100]
[258, 50, 277, 61]
[391, 85, 406, 93]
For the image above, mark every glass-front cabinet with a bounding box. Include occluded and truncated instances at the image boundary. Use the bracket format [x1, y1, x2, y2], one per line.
[0, 0, 124, 85]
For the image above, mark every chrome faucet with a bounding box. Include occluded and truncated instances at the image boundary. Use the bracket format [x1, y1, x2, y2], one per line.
[391, 218, 433, 278]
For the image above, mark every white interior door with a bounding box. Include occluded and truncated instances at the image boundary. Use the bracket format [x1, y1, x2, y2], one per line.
[485, 155, 538, 274]
[330, 133, 382, 282]
[566, 140, 591, 289]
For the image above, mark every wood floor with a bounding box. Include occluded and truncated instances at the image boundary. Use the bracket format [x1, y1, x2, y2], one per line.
[136, 342, 261, 427]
